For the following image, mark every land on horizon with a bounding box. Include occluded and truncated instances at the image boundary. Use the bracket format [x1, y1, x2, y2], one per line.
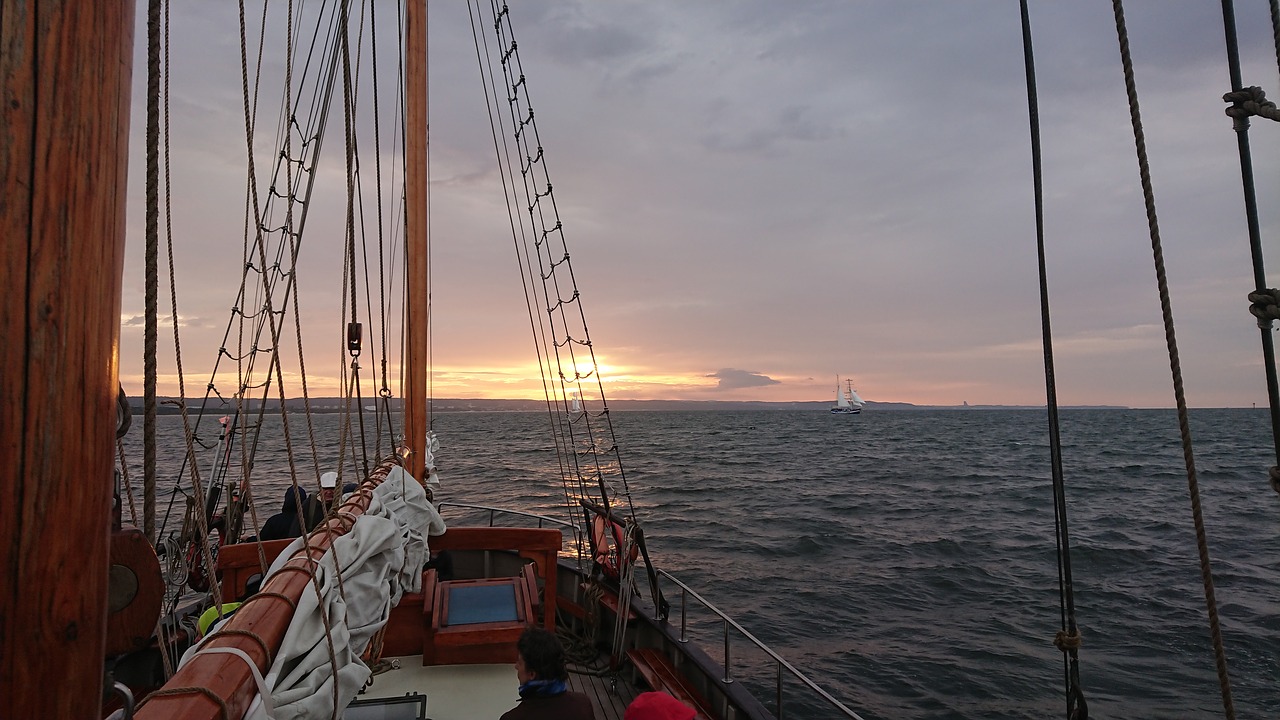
[128, 396, 1143, 414]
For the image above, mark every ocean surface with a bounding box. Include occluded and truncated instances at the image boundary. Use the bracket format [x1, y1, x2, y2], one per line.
[128, 408, 1279, 719]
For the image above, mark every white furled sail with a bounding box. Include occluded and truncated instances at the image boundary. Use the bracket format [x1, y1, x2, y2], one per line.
[180, 468, 442, 719]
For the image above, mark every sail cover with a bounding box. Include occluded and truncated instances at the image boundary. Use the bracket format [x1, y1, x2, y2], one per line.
[180, 467, 440, 719]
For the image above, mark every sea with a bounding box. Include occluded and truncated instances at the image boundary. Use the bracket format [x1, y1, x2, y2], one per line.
[127, 408, 1279, 720]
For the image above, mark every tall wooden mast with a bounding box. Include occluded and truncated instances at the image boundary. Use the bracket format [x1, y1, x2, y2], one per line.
[0, 1, 136, 716]
[403, 0, 430, 483]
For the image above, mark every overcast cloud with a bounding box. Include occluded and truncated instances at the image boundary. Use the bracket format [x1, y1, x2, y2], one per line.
[118, 2, 1280, 408]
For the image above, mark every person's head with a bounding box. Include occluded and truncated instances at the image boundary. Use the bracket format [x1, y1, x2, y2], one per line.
[514, 627, 567, 685]
[281, 485, 307, 514]
[624, 691, 696, 720]
[319, 471, 338, 504]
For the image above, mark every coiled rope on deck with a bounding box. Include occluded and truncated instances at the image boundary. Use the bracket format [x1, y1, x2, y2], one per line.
[1112, 2, 1235, 717]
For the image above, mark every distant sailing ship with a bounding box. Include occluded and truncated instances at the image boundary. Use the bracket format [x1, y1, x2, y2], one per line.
[831, 376, 865, 414]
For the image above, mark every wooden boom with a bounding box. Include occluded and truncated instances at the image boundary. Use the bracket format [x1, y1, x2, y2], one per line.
[135, 458, 402, 720]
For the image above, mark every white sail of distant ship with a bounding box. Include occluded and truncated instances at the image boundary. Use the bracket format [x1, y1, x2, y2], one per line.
[570, 392, 582, 413]
[831, 376, 865, 414]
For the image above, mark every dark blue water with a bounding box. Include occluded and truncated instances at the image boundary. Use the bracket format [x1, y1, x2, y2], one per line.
[131, 408, 1279, 719]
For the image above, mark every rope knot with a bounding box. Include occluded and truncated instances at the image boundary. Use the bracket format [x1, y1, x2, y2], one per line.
[1248, 288, 1280, 327]
[1054, 629, 1083, 652]
[1224, 86, 1280, 124]
[1269, 466, 1280, 495]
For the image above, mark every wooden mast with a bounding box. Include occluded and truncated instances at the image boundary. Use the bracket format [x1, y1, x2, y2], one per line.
[402, 0, 430, 484]
[0, 1, 136, 716]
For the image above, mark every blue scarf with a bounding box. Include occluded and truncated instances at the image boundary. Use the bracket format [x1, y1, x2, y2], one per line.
[518, 678, 567, 699]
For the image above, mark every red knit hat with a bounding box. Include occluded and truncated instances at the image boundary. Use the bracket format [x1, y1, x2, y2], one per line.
[625, 692, 697, 720]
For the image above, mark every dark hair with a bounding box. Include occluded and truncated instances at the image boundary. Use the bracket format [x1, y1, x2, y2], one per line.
[517, 627, 567, 681]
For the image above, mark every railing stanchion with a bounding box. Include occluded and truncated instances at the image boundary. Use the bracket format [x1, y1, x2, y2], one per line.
[680, 588, 688, 642]
[653, 569, 864, 718]
[777, 662, 784, 719]
[723, 619, 733, 684]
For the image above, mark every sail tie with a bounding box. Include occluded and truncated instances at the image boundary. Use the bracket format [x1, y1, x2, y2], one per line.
[202, 628, 273, 668]
[138, 686, 230, 720]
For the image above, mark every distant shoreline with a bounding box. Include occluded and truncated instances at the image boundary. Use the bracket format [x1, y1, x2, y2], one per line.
[125, 396, 1175, 414]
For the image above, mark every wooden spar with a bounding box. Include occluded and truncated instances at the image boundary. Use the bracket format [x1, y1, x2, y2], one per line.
[135, 458, 402, 719]
[0, 1, 136, 717]
[402, 0, 430, 484]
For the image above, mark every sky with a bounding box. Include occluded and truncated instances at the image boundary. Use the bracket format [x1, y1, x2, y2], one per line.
[117, 2, 1280, 408]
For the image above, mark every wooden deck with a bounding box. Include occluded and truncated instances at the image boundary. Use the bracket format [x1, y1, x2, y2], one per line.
[568, 662, 641, 720]
[354, 656, 644, 720]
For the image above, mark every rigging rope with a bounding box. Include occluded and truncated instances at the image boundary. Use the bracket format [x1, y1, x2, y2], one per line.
[366, 0, 395, 458]
[1017, 4, 1087, 717]
[118, 438, 140, 527]
[610, 523, 638, 666]
[1112, 2, 1235, 716]
[144, 0, 161, 546]
[347, 12, 392, 465]
[1218, 0, 1280, 496]
[466, 1, 587, 531]
[1273, 0, 1280, 74]
[150, 0, 226, 618]
[469, 1, 639, 552]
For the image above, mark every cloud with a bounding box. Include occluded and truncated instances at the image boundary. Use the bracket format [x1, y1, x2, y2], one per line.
[113, 3, 1280, 408]
[120, 314, 210, 329]
[706, 368, 781, 390]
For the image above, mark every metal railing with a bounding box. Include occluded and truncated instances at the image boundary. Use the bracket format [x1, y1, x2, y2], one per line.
[657, 569, 866, 720]
[435, 503, 862, 719]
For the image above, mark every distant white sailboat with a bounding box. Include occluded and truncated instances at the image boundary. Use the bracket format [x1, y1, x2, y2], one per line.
[831, 376, 865, 414]
[570, 391, 582, 413]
